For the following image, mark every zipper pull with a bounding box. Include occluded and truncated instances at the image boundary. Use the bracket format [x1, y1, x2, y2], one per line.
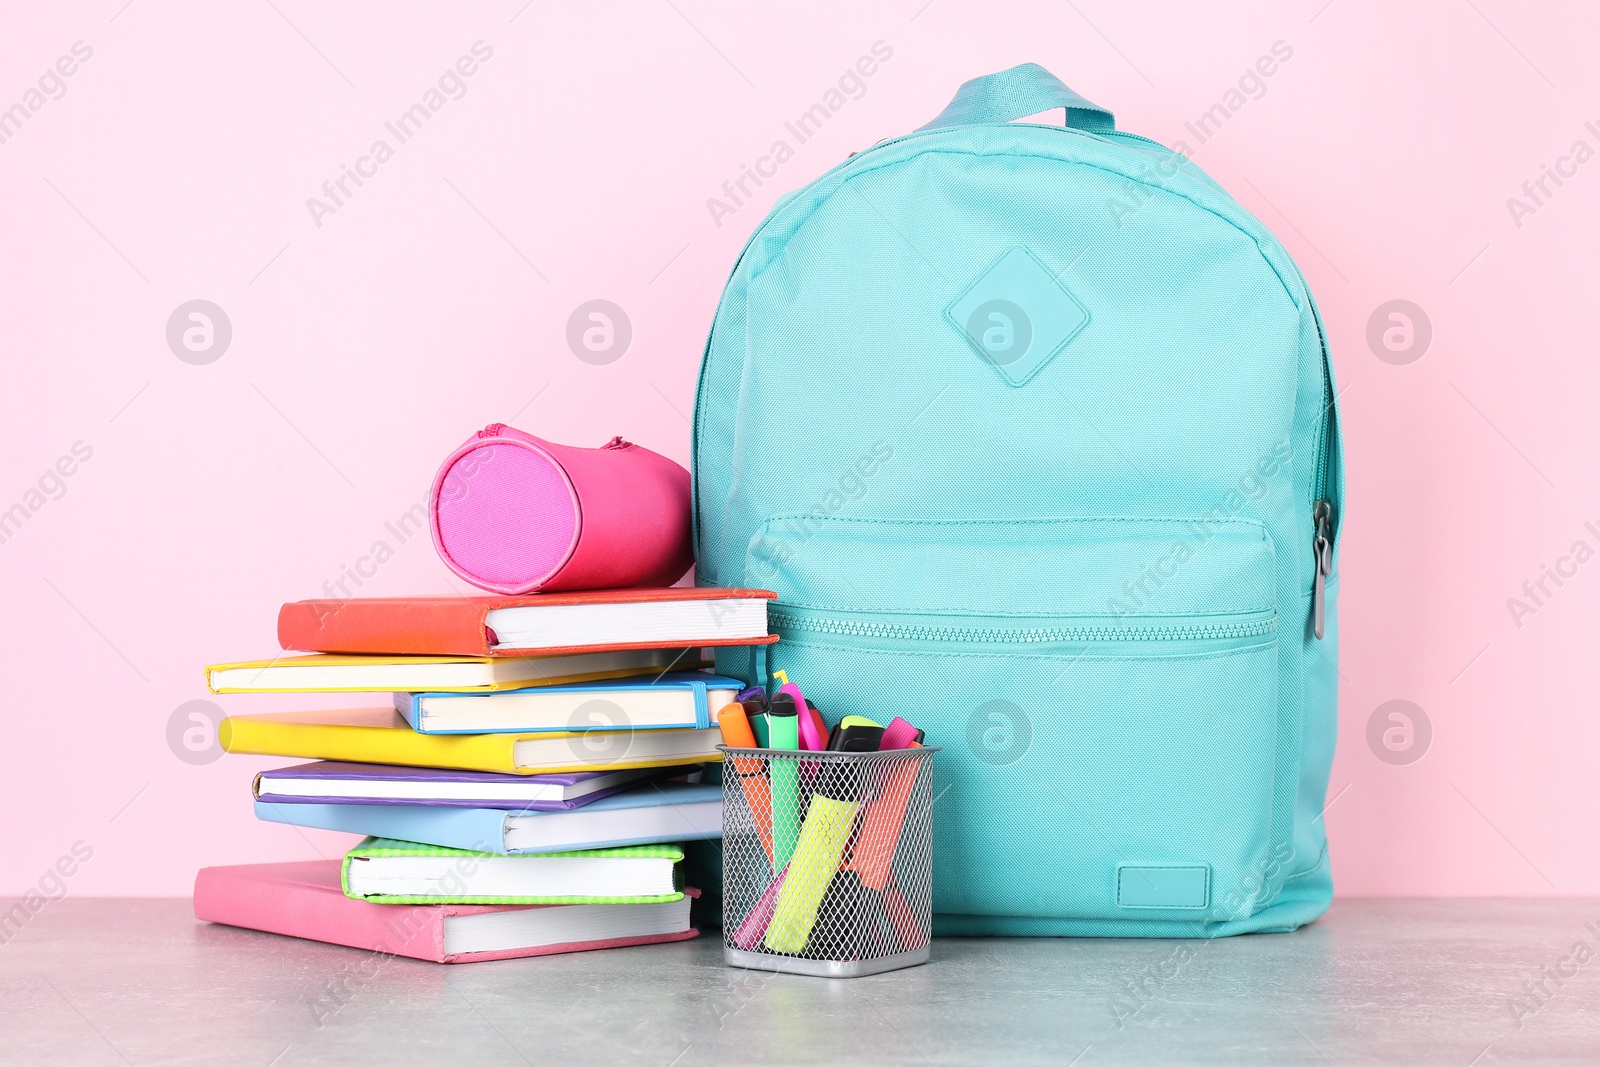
[478, 423, 507, 438]
[602, 436, 631, 449]
[1311, 500, 1333, 640]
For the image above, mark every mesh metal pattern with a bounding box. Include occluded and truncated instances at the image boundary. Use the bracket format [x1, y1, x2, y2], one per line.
[719, 745, 936, 975]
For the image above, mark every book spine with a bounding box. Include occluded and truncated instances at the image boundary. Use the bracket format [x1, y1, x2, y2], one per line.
[255, 800, 511, 853]
[194, 866, 447, 963]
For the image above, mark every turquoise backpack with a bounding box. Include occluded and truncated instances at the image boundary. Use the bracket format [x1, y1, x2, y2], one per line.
[693, 64, 1343, 936]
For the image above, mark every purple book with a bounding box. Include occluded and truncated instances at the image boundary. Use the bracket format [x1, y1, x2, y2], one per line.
[252, 761, 701, 811]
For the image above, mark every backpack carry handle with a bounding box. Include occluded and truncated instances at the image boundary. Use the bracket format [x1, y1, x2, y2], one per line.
[916, 63, 1114, 134]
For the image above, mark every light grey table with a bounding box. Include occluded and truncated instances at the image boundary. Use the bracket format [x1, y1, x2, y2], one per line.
[2, 898, 1596, 1065]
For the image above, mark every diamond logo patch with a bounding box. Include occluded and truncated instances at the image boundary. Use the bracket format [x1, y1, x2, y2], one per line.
[945, 247, 1090, 386]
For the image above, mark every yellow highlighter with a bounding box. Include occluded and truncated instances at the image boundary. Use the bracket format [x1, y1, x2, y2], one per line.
[764, 774, 859, 954]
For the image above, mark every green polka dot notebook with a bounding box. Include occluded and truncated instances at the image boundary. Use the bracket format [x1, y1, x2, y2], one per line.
[341, 837, 686, 905]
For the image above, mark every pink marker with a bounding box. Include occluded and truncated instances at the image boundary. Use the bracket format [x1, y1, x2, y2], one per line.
[781, 682, 828, 751]
[881, 716, 925, 750]
[732, 867, 788, 950]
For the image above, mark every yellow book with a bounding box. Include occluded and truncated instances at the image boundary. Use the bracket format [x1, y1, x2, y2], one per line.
[206, 648, 707, 694]
[218, 708, 724, 775]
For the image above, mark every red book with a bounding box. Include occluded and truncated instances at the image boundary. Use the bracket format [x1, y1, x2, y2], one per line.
[278, 588, 778, 657]
[194, 861, 699, 965]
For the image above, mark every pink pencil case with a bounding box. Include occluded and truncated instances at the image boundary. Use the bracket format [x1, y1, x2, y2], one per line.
[429, 423, 693, 594]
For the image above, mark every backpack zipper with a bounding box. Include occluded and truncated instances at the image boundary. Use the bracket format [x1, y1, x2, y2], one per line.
[770, 607, 1275, 644]
[1288, 264, 1340, 641]
[1311, 499, 1333, 640]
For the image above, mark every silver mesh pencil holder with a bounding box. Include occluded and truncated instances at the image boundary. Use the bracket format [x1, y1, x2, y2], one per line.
[718, 745, 937, 978]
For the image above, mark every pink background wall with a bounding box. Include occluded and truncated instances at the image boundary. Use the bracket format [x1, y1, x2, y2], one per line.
[2, 1, 1595, 897]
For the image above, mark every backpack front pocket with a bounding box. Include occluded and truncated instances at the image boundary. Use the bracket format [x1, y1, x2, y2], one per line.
[744, 517, 1285, 928]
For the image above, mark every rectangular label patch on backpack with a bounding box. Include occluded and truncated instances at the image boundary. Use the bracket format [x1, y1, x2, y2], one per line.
[1116, 864, 1210, 909]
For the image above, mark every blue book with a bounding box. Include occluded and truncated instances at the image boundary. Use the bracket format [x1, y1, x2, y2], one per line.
[255, 781, 723, 855]
[394, 672, 745, 734]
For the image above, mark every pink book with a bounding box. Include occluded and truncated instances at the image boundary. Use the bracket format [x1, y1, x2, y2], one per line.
[193, 860, 698, 964]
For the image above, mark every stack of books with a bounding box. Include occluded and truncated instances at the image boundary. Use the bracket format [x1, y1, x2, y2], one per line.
[193, 587, 776, 964]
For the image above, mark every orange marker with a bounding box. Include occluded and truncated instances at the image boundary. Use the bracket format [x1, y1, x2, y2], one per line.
[718, 705, 773, 861]
[718, 705, 757, 749]
[881, 875, 926, 951]
[848, 757, 922, 891]
[733, 759, 774, 862]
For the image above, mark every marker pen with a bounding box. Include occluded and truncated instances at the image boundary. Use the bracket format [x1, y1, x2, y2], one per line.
[717, 706, 757, 749]
[850, 755, 921, 892]
[766, 692, 802, 871]
[801, 704, 829, 752]
[881, 716, 925, 750]
[775, 683, 827, 752]
[742, 696, 770, 748]
[828, 715, 886, 752]
[764, 761, 861, 955]
[731, 865, 787, 951]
